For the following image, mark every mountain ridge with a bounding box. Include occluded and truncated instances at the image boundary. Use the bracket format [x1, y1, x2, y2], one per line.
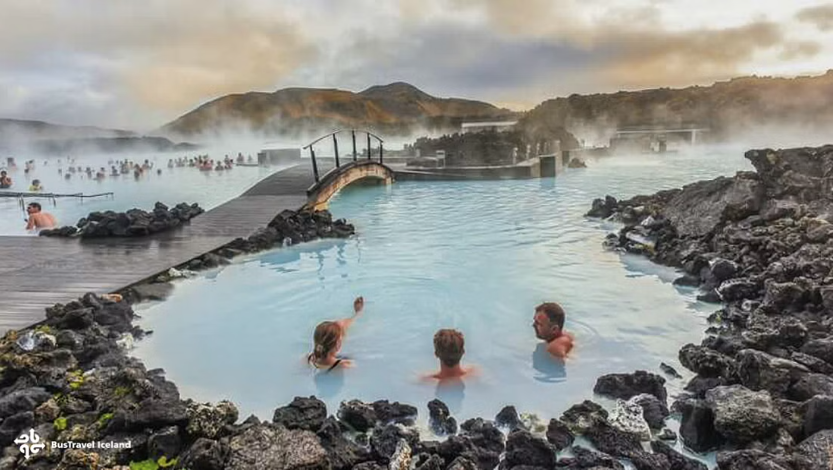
[158, 82, 516, 139]
[518, 70, 833, 145]
[0, 118, 136, 142]
[6, 72, 833, 148]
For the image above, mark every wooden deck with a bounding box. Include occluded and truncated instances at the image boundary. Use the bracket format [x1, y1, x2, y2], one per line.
[0, 162, 325, 333]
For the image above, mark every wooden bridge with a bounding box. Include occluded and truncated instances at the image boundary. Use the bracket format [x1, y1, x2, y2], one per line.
[0, 130, 394, 333]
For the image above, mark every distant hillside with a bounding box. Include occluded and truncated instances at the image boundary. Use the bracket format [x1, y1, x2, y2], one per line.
[0, 119, 199, 156]
[0, 119, 135, 144]
[519, 71, 833, 146]
[27, 137, 199, 156]
[159, 82, 516, 139]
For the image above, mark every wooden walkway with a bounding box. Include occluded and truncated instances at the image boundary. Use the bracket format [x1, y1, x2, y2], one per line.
[0, 162, 328, 333]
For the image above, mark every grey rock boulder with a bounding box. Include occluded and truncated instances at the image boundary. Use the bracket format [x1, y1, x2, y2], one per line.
[272, 396, 327, 432]
[130, 282, 174, 301]
[631, 394, 669, 430]
[503, 430, 557, 469]
[226, 424, 329, 470]
[177, 437, 229, 470]
[679, 344, 736, 379]
[801, 337, 833, 365]
[0, 387, 51, 420]
[663, 175, 761, 238]
[736, 349, 810, 397]
[593, 370, 667, 402]
[544, 419, 574, 451]
[794, 429, 833, 470]
[790, 373, 833, 401]
[803, 395, 833, 437]
[705, 385, 780, 444]
[186, 400, 239, 439]
[678, 399, 723, 452]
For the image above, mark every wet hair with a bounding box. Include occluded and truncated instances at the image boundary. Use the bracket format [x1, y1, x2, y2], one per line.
[434, 329, 465, 368]
[28, 202, 42, 211]
[32, 179, 40, 185]
[536, 302, 565, 330]
[310, 321, 342, 363]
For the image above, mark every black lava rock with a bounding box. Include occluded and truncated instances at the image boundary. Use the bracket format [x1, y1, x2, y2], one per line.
[593, 370, 667, 402]
[427, 399, 457, 436]
[495, 406, 524, 430]
[503, 430, 557, 469]
[544, 419, 574, 451]
[272, 396, 327, 431]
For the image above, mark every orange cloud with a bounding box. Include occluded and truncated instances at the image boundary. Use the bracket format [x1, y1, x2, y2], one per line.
[796, 4, 833, 31]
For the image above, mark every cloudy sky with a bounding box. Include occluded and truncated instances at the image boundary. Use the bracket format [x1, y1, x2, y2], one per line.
[2, 0, 832, 131]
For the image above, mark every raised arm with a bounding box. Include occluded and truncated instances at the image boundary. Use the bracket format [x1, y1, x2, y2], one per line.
[335, 296, 364, 333]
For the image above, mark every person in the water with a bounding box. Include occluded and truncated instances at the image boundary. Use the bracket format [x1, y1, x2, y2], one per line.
[28, 179, 43, 191]
[533, 302, 574, 359]
[25, 202, 57, 231]
[423, 329, 477, 381]
[0, 170, 12, 188]
[308, 296, 364, 371]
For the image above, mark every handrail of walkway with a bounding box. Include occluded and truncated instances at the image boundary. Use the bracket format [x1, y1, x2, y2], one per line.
[306, 159, 382, 197]
[302, 129, 385, 183]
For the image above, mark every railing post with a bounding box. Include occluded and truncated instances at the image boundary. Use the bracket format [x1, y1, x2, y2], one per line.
[379, 142, 383, 165]
[333, 134, 340, 168]
[367, 133, 371, 160]
[310, 147, 319, 183]
[352, 130, 357, 162]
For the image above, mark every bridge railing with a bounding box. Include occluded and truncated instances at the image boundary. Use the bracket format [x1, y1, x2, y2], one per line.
[302, 129, 385, 183]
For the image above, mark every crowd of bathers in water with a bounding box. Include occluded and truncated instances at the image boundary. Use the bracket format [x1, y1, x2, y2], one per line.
[0, 153, 257, 189]
[1, 153, 254, 233]
[167, 153, 255, 172]
[307, 297, 575, 379]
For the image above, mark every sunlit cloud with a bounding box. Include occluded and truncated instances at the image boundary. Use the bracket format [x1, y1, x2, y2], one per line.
[0, 0, 830, 130]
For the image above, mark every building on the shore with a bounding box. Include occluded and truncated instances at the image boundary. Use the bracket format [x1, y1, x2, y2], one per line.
[609, 125, 709, 154]
[460, 120, 518, 134]
[257, 147, 302, 166]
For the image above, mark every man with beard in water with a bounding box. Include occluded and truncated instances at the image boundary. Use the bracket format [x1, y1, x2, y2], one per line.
[533, 302, 574, 358]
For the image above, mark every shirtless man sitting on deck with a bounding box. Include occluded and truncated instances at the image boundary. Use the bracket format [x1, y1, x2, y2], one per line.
[25, 202, 57, 231]
[533, 302, 574, 359]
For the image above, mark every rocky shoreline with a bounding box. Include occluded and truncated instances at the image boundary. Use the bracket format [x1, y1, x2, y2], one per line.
[40, 203, 205, 238]
[5, 145, 833, 469]
[1, 290, 711, 470]
[588, 144, 833, 469]
[2, 205, 709, 470]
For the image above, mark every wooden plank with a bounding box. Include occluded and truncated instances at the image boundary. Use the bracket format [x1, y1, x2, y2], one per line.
[0, 165, 316, 333]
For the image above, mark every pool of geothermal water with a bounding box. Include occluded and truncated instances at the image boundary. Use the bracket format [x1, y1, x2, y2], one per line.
[0, 148, 287, 236]
[131, 146, 752, 462]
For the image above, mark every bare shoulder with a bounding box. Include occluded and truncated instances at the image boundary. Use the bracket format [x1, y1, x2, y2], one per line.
[547, 337, 573, 358]
[420, 372, 440, 383]
[557, 333, 575, 349]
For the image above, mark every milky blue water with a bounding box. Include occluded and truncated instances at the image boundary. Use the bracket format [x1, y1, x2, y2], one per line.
[0, 147, 284, 236]
[131, 145, 752, 448]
